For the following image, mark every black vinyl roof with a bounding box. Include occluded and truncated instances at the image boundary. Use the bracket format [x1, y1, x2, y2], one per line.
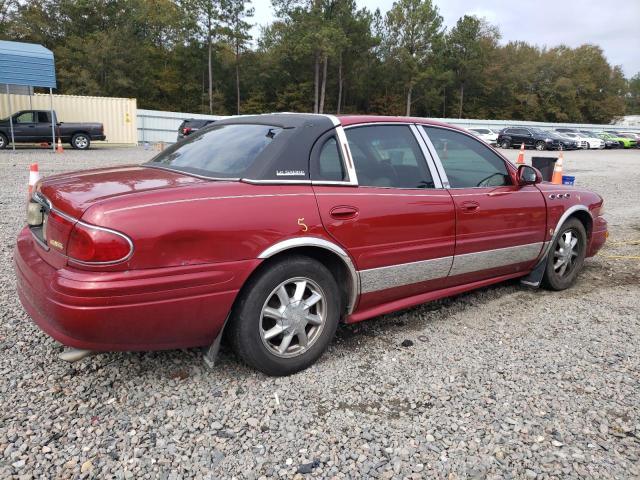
[147, 114, 337, 181]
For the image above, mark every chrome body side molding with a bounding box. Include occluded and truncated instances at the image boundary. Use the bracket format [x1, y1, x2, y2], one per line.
[360, 256, 453, 294]
[449, 242, 544, 277]
[258, 237, 360, 314]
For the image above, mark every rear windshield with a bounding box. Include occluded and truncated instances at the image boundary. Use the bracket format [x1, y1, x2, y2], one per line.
[148, 123, 283, 178]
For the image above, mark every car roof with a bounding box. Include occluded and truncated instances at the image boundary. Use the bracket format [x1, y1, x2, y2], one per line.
[338, 115, 467, 132]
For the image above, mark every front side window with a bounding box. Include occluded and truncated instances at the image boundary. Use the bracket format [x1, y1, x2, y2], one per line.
[16, 112, 34, 123]
[148, 123, 282, 178]
[345, 125, 434, 189]
[422, 126, 512, 189]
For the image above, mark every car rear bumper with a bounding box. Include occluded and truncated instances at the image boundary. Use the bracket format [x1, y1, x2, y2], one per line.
[14, 227, 259, 351]
[587, 215, 608, 257]
[91, 135, 106, 141]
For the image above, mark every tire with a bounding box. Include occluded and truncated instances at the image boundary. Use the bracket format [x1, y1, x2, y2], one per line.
[71, 133, 90, 150]
[228, 255, 341, 376]
[541, 218, 587, 291]
[500, 140, 511, 149]
[0, 133, 7, 150]
[535, 140, 546, 151]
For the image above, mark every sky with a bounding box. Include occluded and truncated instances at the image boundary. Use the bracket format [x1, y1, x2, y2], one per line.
[250, 0, 640, 77]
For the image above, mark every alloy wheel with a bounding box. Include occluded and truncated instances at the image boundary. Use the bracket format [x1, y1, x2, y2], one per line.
[74, 135, 89, 149]
[259, 277, 326, 358]
[553, 229, 580, 277]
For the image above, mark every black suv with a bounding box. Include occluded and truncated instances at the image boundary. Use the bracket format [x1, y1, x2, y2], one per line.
[177, 119, 217, 141]
[497, 127, 578, 151]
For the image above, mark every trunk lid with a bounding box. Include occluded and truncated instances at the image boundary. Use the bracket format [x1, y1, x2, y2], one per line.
[39, 165, 206, 218]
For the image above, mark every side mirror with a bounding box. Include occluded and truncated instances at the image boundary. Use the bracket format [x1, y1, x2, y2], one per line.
[517, 165, 542, 185]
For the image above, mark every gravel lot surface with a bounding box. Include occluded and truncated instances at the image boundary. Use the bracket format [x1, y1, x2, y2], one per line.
[1, 145, 639, 479]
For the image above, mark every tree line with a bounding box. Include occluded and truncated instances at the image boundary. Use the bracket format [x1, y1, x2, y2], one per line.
[1, 0, 639, 123]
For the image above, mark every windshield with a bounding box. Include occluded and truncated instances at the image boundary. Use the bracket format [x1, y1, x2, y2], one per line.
[148, 123, 283, 178]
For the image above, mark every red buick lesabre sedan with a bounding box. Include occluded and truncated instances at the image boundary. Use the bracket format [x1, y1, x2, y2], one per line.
[15, 114, 608, 375]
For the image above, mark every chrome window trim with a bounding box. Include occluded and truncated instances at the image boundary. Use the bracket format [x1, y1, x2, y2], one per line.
[258, 237, 360, 314]
[416, 124, 518, 190]
[409, 123, 444, 189]
[342, 122, 443, 190]
[415, 125, 451, 188]
[242, 178, 312, 185]
[334, 125, 359, 186]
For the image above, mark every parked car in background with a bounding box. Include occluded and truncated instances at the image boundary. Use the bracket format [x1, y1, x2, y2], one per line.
[604, 132, 638, 148]
[618, 132, 640, 147]
[497, 127, 578, 150]
[557, 132, 589, 149]
[560, 132, 604, 149]
[0, 110, 105, 150]
[15, 114, 608, 375]
[467, 127, 498, 145]
[594, 132, 622, 149]
[177, 119, 217, 141]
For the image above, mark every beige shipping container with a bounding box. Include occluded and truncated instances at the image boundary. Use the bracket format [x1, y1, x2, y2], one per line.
[0, 93, 137, 144]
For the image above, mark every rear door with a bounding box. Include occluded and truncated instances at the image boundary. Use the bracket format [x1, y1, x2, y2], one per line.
[419, 125, 547, 284]
[312, 123, 456, 311]
[33, 111, 53, 141]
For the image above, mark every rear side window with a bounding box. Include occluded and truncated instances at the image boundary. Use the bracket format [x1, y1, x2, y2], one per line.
[422, 126, 512, 189]
[346, 125, 434, 189]
[37, 112, 50, 123]
[311, 136, 346, 182]
[149, 124, 282, 178]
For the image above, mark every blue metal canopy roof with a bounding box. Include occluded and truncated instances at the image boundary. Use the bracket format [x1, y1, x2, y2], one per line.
[0, 40, 56, 88]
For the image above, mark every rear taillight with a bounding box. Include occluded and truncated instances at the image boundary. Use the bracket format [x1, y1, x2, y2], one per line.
[183, 127, 192, 135]
[67, 223, 132, 264]
[45, 210, 75, 253]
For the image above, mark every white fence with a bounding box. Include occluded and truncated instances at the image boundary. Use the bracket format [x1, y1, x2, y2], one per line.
[137, 109, 226, 144]
[137, 109, 640, 144]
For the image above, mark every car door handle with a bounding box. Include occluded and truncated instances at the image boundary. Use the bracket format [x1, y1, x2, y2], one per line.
[460, 201, 479, 213]
[330, 206, 359, 220]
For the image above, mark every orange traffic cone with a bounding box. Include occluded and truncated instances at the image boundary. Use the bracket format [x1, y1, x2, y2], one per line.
[516, 142, 525, 164]
[28, 163, 40, 197]
[551, 152, 564, 185]
[56, 138, 64, 154]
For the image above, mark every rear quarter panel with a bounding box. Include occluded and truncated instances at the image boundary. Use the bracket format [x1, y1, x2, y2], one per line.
[80, 182, 327, 270]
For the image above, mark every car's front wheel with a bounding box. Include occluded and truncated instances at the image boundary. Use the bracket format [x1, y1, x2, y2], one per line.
[542, 218, 587, 291]
[71, 133, 91, 150]
[0, 133, 8, 150]
[535, 140, 546, 151]
[500, 140, 511, 149]
[228, 255, 341, 376]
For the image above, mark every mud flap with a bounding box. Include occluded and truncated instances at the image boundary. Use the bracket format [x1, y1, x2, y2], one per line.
[203, 332, 223, 369]
[520, 255, 547, 288]
[203, 315, 230, 369]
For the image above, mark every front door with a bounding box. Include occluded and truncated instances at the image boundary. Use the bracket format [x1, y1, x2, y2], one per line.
[12, 111, 37, 140]
[420, 125, 547, 284]
[311, 124, 456, 311]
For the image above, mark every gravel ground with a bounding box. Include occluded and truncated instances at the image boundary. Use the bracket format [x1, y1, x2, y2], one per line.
[1, 145, 639, 479]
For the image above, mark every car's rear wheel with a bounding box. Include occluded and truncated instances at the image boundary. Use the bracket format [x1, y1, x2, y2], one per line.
[535, 140, 546, 151]
[71, 133, 90, 150]
[228, 255, 341, 376]
[500, 140, 511, 149]
[541, 218, 587, 291]
[0, 133, 8, 150]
